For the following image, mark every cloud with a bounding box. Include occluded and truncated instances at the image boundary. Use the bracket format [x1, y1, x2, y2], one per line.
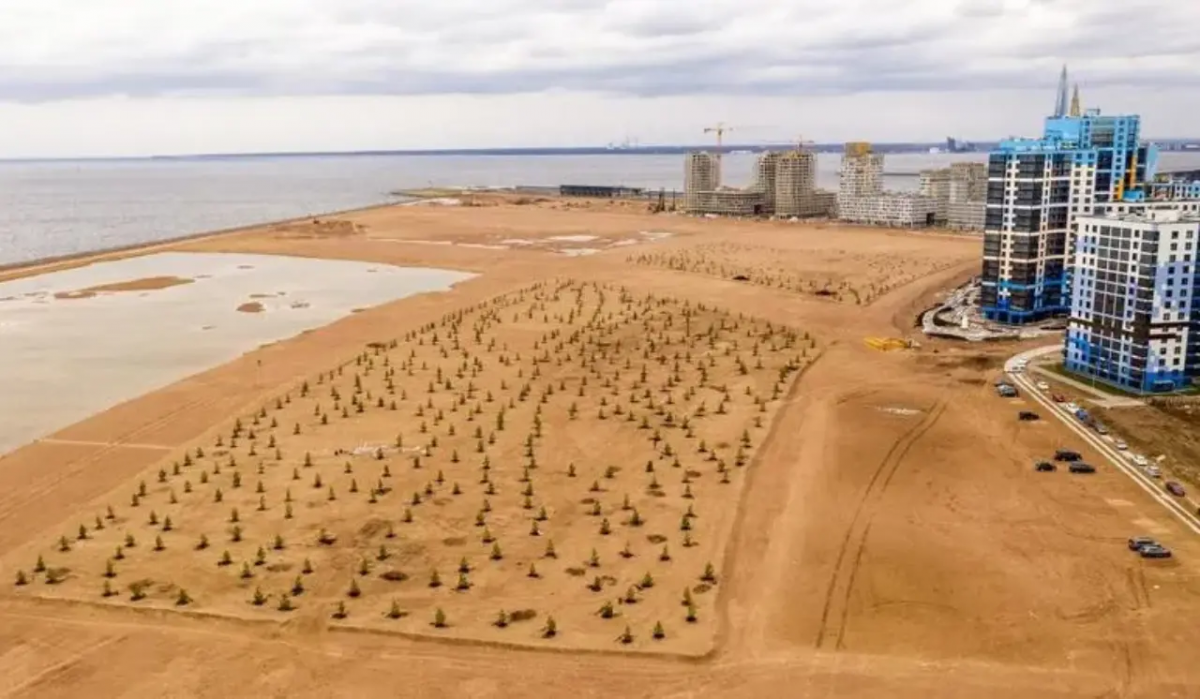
[1, 0, 1199, 103]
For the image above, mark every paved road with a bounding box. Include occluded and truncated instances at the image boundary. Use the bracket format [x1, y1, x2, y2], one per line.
[1021, 345, 1144, 408]
[1006, 347, 1200, 536]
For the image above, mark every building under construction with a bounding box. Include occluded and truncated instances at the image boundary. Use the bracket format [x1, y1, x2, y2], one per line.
[684, 152, 721, 213]
[683, 147, 835, 218]
[837, 142, 937, 227]
[919, 162, 987, 230]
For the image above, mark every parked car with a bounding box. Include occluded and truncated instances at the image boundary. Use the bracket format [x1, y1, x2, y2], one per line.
[1036, 381, 1050, 391]
[996, 384, 1018, 398]
[1018, 411, 1040, 421]
[1035, 461, 1056, 472]
[1128, 536, 1158, 551]
[1165, 481, 1186, 497]
[1145, 466, 1161, 478]
[1069, 462, 1096, 474]
[1051, 393, 1066, 403]
[1132, 454, 1149, 467]
[1115, 440, 1128, 450]
[1139, 544, 1173, 559]
[1065, 402, 1080, 413]
[1055, 449, 1083, 462]
[1094, 423, 1109, 435]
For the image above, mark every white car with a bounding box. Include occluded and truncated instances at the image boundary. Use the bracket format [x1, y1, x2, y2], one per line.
[1132, 455, 1149, 467]
[1036, 381, 1050, 391]
[1145, 466, 1161, 478]
[1065, 403, 1079, 413]
[1115, 440, 1128, 450]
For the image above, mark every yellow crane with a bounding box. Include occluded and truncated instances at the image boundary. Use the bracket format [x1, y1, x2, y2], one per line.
[704, 122, 734, 150]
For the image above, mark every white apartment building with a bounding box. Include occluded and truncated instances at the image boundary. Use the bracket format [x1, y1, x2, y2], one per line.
[1065, 208, 1200, 392]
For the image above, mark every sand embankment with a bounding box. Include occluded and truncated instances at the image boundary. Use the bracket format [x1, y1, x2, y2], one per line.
[53, 275, 194, 299]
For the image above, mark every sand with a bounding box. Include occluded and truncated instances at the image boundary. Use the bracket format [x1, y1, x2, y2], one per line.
[0, 195, 1197, 698]
[53, 275, 194, 300]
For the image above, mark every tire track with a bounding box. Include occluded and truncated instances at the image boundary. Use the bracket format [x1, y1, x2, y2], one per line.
[815, 398, 947, 650]
[0, 392, 228, 519]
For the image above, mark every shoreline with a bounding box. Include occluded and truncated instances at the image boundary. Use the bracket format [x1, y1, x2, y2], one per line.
[0, 199, 408, 283]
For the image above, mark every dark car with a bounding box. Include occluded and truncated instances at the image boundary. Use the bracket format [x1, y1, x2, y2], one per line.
[1139, 544, 1173, 559]
[1165, 481, 1186, 497]
[1069, 462, 1096, 474]
[1054, 449, 1082, 462]
[1128, 536, 1158, 551]
[1035, 461, 1056, 472]
[1018, 411, 1040, 421]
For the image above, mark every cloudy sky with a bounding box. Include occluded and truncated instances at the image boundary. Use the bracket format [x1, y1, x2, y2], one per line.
[1, 0, 1198, 157]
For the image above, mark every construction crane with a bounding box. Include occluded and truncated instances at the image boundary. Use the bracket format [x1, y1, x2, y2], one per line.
[794, 135, 816, 152]
[704, 122, 734, 152]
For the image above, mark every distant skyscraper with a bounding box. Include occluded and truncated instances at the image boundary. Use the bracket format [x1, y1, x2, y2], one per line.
[1053, 65, 1069, 118]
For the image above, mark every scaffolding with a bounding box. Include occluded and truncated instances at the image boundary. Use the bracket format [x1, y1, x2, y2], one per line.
[684, 152, 721, 213]
[693, 188, 766, 216]
[918, 162, 987, 229]
[839, 142, 884, 199]
[949, 162, 987, 200]
[919, 168, 952, 222]
[775, 150, 833, 217]
[753, 151, 781, 213]
[838, 193, 937, 227]
[684, 148, 834, 218]
[947, 201, 986, 230]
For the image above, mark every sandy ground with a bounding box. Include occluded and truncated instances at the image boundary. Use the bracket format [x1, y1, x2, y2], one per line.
[0, 196, 1198, 698]
[52, 275, 195, 300]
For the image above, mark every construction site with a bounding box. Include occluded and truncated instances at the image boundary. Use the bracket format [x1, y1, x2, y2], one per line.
[684, 125, 837, 219]
[836, 142, 939, 227]
[3, 190, 1199, 699]
[918, 162, 988, 230]
[683, 134, 985, 231]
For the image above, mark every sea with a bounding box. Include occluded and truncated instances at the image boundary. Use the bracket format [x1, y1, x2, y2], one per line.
[3, 150, 1200, 267]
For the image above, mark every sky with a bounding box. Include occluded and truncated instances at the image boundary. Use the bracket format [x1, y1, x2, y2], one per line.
[1, 0, 1199, 158]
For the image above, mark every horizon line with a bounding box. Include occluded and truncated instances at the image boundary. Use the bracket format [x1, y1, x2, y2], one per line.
[3, 138, 1199, 163]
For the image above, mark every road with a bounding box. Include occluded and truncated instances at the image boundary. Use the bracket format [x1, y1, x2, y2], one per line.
[1005, 346, 1200, 536]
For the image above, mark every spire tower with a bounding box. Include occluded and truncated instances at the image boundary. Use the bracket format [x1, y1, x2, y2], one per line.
[1069, 84, 1082, 117]
[1053, 64, 1069, 117]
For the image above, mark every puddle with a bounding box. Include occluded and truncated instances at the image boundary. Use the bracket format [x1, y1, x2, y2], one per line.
[548, 235, 599, 243]
[380, 240, 510, 251]
[401, 198, 462, 207]
[0, 252, 473, 456]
